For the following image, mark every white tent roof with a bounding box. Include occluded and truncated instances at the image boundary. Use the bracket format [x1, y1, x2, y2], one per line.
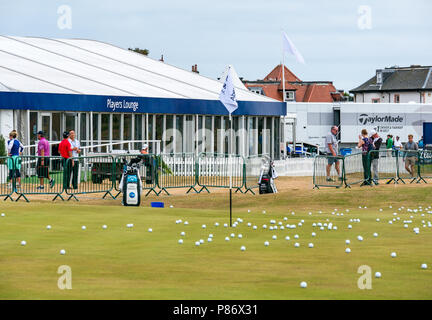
[0, 35, 275, 102]
[219, 65, 248, 90]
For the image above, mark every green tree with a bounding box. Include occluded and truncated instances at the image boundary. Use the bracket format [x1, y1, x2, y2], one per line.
[128, 48, 149, 56]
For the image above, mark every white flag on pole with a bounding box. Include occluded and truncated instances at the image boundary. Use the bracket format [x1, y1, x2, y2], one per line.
[282, 32, 305, 64]
[219, 66, 238, 115]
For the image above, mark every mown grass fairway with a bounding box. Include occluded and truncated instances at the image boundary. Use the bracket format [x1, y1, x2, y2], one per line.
[1, 178, 431, 299]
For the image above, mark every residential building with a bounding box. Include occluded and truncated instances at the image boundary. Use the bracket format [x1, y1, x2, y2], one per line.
[351, 65, 432, 104]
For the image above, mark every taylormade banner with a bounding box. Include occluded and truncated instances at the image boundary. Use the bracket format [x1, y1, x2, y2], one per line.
[341, 104, 432, 143]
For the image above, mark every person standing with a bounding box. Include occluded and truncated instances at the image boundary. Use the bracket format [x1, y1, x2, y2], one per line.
[58, 131, 73, 189]
[393, 136, 402, 156]
[418, 136, 424, 149]
[37, 131, 55, 190]
[325, 126, 341, 182]
[369, 130, 383, 185]
[357, 129, 372, 186]
[68, 130, 81, 189]
[386, 134, 394, 156]
[7, 130, 23, 189]
[404, 134, 419, 178]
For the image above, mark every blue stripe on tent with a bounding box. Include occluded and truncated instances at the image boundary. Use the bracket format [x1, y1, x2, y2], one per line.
[0, 92, 286, 116]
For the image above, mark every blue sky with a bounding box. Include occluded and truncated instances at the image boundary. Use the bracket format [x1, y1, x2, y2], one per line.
[1, 0, 431, 91]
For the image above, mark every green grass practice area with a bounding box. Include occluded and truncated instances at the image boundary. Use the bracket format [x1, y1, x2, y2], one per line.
[1, 178, 431, 299]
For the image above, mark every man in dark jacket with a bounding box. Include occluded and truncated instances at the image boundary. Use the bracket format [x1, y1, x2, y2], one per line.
[369, 130, 383, 185]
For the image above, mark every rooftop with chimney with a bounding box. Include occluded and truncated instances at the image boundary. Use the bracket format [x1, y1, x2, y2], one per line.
[351, 65, 432, 93]
[242, 64, 344, 103]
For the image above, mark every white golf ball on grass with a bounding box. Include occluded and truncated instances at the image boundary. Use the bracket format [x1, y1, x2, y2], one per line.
[46, 225, 52, 230]
[391, 252, 397, 258]
[294, 243, 300, 248]
[345, 240, 350, 245]
[240, 246, 246, 251]
[1, 213, 5, 217]
[421, 264, 428, 269]
[199, 239, 204, 244]
[272, 235, 277, 240]
[300, 281, 307, 288]
[60, 249, 66, 255]
[178, 239, 183, 244]
[195, 241, 200, 247]
[20, 240, 26, 246]
[102, 225, 107, 230]
[264, 241, 269, 247]
[375, 272, 382, 278]
[308, 243, 314, 248]
[148, 228, 153, 233]
[225, 237, 230, 241]
[82, 226, 87, 230]
[345, 248, 351, 253]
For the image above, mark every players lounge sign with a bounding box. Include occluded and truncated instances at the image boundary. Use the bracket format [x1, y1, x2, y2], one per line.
[358, 113, 405, 133]
[107, 98, 139, 112]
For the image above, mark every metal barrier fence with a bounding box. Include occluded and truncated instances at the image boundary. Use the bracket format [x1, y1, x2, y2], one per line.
[0, 156, 14, 201]
[396, 150, 419, 184]
[15, 155, 65, 202]
[313, 150, 428, 188]
[196, 153, 245, 193]
[243, 154, 270, 194]
[2, 153, 265, 200]
[344, 152, 369, 187]
[64, 155, 116, 201]
[312, 155, 344, 189]
[112, 154, 158, 197]
[156, 153, 197, 195]
[367, 150, 398, 184]
[418, 150, 432, 183]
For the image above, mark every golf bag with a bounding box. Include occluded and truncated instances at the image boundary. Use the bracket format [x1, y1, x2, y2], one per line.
[120, 158, 142, 206]
[258, 160, 278, 194]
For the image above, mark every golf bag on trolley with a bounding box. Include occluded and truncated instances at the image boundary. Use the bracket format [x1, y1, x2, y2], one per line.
[258, 160, 278, 194]
[119, 157, 142, 206]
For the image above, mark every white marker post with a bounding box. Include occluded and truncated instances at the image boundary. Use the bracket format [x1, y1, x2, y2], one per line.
[219, 66, 238, 227]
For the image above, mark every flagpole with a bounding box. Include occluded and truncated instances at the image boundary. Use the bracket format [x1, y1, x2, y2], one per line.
[229, 113, 233, 227]
[282, 40, 286, 103]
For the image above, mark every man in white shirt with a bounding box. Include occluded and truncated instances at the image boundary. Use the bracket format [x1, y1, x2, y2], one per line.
[68, 130, 81, 189]
[393, 136, 402, 156]
[325, 126, 342, 182]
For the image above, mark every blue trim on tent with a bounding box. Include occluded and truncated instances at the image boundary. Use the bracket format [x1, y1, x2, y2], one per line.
[0, 92, 286, 116]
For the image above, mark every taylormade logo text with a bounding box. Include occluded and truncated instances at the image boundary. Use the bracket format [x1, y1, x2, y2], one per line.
[358, 114, 404, 125]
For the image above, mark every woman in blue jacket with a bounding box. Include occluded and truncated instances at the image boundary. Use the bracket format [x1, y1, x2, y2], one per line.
[7, 130, 23, 189]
